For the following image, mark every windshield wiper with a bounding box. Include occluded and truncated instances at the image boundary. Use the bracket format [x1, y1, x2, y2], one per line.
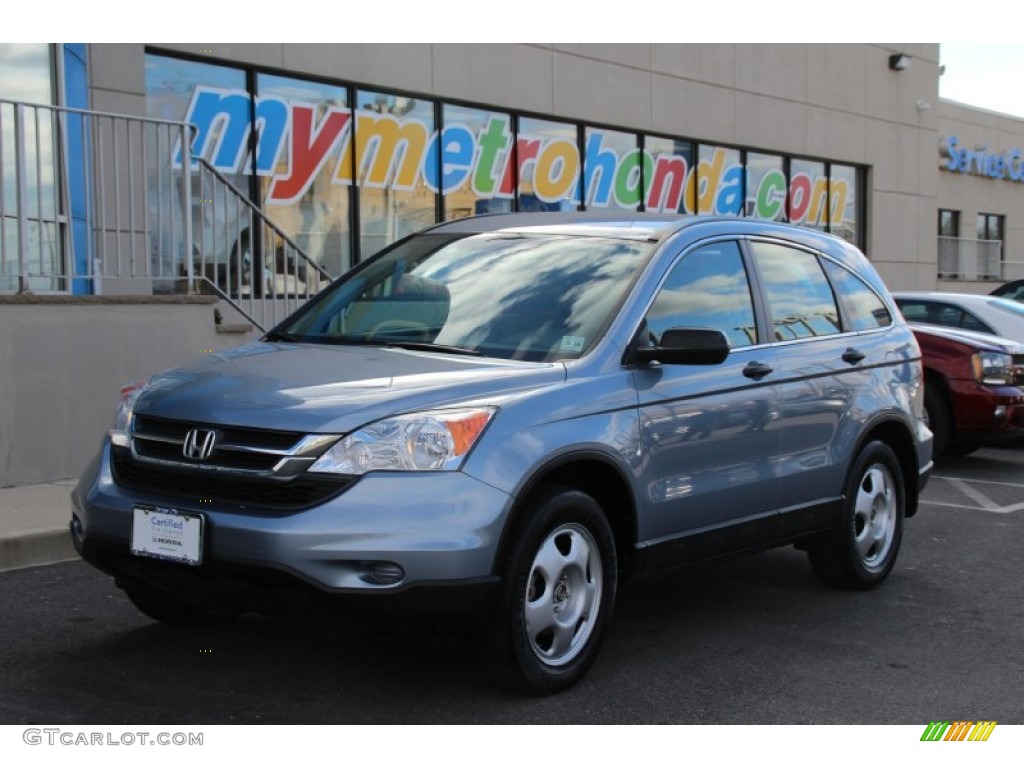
[263, 330, 302, 343]
[382, 341, 482, 356]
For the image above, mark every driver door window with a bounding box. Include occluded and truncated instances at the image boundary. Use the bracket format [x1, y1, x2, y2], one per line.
[646, 240, 758, 347]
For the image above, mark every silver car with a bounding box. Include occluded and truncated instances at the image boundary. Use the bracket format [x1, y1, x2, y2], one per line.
[72, 213, 932, 694]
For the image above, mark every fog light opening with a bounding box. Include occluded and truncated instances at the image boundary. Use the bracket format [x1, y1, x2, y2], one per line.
[363, 562, 405, 585]
[994, 405, 1007, 420]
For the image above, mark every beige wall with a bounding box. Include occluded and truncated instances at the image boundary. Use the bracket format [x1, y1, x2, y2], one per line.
[0, 300, 256, 487]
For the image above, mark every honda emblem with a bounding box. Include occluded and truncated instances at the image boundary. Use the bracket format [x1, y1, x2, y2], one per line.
[183, 428, 217, 461]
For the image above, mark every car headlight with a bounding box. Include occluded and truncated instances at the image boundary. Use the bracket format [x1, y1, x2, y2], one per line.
[109, 380, 148, 447]
[971, 351, 1013, 385]
[309, 407, 497, 474]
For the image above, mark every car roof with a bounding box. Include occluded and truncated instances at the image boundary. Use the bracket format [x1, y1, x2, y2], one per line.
[892, 291, 993, 305]
[425, 211, 850, 247]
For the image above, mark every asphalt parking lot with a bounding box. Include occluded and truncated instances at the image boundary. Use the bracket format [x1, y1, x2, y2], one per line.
[0, 446, 1021, 725]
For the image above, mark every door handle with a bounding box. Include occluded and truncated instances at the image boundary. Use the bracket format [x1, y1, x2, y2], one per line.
[743, 361, 774, 379]
[842, 347, 866, 364]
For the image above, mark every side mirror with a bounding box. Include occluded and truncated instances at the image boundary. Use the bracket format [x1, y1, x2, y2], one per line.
[635, 328, 730, 366]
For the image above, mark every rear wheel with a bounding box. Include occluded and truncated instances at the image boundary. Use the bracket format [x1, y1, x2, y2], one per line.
[482, 485, 617, 695]
[807, 440, 905, 590]
[924, 383, 951, 458]
[945, 440, 982, 457]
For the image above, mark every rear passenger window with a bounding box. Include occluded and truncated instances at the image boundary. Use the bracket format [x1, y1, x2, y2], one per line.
[749, 242, 841, 340]
[822, 259, 892, 330]
[646, 241, 758, 348]
[897, 300, 994, 334]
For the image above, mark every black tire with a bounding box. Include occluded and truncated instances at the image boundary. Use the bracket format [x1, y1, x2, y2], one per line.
[482, 485, 617, 695]
[228, 232, 266, 298]
[807, 440, 905, 590]
[122, 581, 237, 628]
[924, 383, 951, 458]
[945, 440, 982, 457]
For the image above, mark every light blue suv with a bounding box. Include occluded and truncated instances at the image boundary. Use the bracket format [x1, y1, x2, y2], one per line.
[72, 213, 932, 694]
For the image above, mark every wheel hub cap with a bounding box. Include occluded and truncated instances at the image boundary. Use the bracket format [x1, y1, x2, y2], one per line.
[523, 523, 603, 667]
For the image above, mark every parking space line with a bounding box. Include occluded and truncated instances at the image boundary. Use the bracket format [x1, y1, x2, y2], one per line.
[932, 475, 1024, 489]
[945, 478, 1001, 511]
[920, 500, 1017, 514]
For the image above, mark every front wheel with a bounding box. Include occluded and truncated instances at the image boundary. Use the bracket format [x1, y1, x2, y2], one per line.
[482, 485, 617, 695]
[807, 440, 905, 590]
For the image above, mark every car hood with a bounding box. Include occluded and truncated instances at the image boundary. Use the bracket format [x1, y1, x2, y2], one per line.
[133, 342, 566, 434]
[909, 323, 1024, 354]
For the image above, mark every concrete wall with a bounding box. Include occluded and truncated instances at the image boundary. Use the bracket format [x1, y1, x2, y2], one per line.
[0, 298, 256, 487]
[86, 43, 942, 290]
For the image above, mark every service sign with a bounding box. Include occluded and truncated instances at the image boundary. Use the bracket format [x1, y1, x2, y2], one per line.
[940, 135, 1024, 182]
[131, 507, 204, 566]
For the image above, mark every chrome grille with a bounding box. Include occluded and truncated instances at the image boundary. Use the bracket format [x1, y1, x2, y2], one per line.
[111, 448, 353, 511]
[129, 415, 339, 478]
[1013, 355, 1024, 387]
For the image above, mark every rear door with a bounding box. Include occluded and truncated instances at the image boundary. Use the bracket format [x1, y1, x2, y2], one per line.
[746, 239, 892, 538]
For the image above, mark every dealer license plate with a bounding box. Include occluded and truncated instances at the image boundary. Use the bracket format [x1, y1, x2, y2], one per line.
[131, 507, 204, 566]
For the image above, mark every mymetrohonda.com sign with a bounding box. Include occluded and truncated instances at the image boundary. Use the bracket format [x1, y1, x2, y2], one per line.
[177, 86, 848, 224]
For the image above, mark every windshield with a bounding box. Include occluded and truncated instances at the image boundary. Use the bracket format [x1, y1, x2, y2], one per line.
[277, 231, 656, 362]
[989, 297, 1024, 317]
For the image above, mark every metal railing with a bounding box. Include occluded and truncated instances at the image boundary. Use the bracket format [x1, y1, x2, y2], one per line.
[1, 98, 194, 295]
[0, 98, 328, 330]
[192, 159, 331, 330]
[937, 236, 1004, 280]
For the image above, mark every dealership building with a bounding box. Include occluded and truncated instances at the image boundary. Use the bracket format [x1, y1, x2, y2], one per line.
[3, 42, 1024, 486]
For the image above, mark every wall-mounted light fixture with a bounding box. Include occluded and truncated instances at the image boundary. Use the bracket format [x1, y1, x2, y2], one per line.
[889, 53, 912, 72]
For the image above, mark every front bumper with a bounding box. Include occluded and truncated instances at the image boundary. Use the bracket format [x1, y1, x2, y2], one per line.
[949, 381, 1024, 443]
[71, 441, 512, 608]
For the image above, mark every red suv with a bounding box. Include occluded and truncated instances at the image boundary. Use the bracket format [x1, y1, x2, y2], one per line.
[910, 323, 1024, 456]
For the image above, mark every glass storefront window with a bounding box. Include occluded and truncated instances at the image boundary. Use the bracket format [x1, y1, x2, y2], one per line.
[697, 145, 742, 216]
[746, 153, 786, 221]
[1, 44, 58, 291]
[517, 117, 580, 212]
[829, 164, 858, 244]
[0, 44, 53, 103]
[644, 136, 694, 214]
[257, 74, 351, 277]
[789, 159, 827, 231]
[441, 105, 513, 220]
[145, 54, 248, 291]
[583, 127, 640, 210]
[354, 89, 437, 258]
[939, 209, 959, 237]
[138, 51, 866, 272]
